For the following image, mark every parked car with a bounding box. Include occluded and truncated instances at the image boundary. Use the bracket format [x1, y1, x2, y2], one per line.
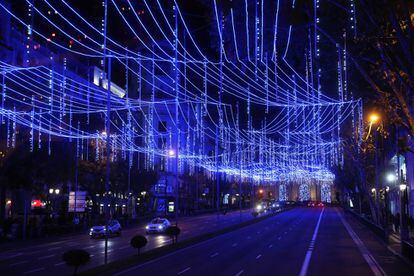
[89, 219, 121, 239]
[146, 218, 171, 234]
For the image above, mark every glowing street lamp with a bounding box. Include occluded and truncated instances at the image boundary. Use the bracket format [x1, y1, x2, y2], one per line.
[369, 113, 380, 124]
[386, 173, 396, 183]
[366, 112, 380, 140]
[399, 183, 407, 191]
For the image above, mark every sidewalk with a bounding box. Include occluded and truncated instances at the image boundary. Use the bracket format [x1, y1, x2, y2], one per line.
[388, 232, 414, 264]
[345, 209, 414, 268]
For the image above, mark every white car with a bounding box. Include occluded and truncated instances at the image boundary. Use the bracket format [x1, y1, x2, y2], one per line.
[146, 218, 171, 234]
[89, 219, 121, 238]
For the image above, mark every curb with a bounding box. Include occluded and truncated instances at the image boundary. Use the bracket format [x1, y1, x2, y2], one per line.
[345, 209, 414, 269]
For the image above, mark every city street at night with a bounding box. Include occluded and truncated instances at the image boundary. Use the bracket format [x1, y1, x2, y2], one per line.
[112, 208, 414, 276]
[1, 0, 414, 275]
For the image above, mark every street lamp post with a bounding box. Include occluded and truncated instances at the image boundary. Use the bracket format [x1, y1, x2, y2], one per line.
[399, 182, 409, 241]
[367, 113, 381, 225]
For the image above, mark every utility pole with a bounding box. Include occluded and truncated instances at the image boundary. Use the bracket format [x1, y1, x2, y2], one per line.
[102, 0, 111, 265]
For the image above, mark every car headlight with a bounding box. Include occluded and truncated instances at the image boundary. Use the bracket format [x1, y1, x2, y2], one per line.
[145, 226, 149, 230]
[256, 205, 262, 211]
[90, 228, 94, 232]
[158, 225, 163, 230]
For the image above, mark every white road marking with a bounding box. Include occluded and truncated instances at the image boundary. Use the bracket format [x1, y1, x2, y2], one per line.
[9, 260, 28, 267]
[47, 246, 61, 251]
[268, 244, 273, 248]
[84, 245, 96, 249]
[232, 243, 238, 247]
[177, 267, 191, 275]
[256, 254, 262, 259]
[38, 254, 55, 260]
[337, 209, 386, 276]
[23, 267, 45, 274]
[235, 270, 244, 276]
[210, 252, 219, 258]
[299, 208, 324, 276]
[25, 250, 44, 256]
[2, 253, 23, 259]
[54, 261, 66, 266]
[119, 245, 130, 250]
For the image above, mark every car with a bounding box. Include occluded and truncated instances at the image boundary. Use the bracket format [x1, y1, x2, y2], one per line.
[317, 202, 324, 207]
[146, 218, 171, 234]
[307, 201, 315, 207]
[255, 202, 268, 214]
[89, 219, 121, 239]
[270, 201, 282, 212]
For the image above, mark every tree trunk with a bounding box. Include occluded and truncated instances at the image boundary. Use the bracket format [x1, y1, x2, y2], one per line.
[0, 185, 6, 224]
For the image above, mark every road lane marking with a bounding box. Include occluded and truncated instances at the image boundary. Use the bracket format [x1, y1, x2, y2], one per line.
[38, 254, 55, 260]
[25, 250, 44, 256]
[299, 208, 324, 276]
[210, 252, 219, 258]
[23, 267, 45, 274]
[9, 261, 28, 267]
[177, 267, 191, 275]
[232, 243, 238, 247]
[1, 252, 23, 260]
[256, 254, 262, 259]
[119, 245, 130, 250]
[235, 270, 244, 276]
[268, 244, 273, 248]
[54, 262, 66, 266]
[47, 246, 61, 251]
[337, 210, 386, 276]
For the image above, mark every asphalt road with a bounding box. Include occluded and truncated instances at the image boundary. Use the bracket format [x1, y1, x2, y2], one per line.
[114, 208, 414, 276]
[0, 208, 255, 275]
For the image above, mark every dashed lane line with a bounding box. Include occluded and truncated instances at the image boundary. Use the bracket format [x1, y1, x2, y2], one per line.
[299, 208, 324, 276]
[256, 254, 262, 260]
[47, 246, 62, 251]
[38, 254, 55, 260]
[177, 267, 191, 275]
[23, 267, 45, 275]
[210, 252, 219, 258]
[235, 270, 244, 276]
[9, 261, 28, 267]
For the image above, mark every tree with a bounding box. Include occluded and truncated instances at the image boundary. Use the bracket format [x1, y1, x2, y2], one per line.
[130, 235, 148, 255]
[62, 249, 90, 275]
[349, 1, 414, 147]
